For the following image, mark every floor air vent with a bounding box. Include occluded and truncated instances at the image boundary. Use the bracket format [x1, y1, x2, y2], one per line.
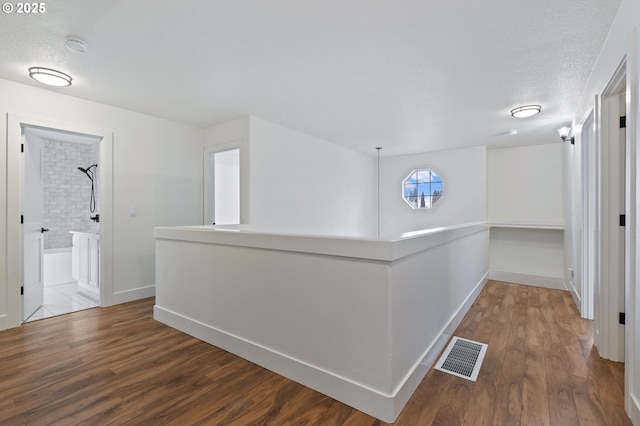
[434, 336, 488, 382]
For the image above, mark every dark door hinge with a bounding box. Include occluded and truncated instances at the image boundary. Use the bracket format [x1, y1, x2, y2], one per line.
[620, 214, 626, 227]
[619, 312, 626, 325]
[20, 286, 24, 296]
[21, 143, 24, 153]
[20, 215, 24, 224]
[620, 116, 627, 129]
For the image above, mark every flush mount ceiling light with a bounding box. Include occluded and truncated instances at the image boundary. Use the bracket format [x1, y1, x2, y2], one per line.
[28, 67, 72, 87]
[510, 105, 541, 118]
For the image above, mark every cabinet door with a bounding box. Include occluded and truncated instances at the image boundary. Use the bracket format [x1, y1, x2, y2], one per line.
[72, 235, 79, 281]
[89, 238, 100, 288]
[79, 236, 89, 285]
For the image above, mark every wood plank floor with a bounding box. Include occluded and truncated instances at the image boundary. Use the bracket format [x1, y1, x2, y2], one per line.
[0, 281, 630, 425]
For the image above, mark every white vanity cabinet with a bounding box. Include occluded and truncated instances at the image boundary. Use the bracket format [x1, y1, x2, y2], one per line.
[71, 231, 100, 299]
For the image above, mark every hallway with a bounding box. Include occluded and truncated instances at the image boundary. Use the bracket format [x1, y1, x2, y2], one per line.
[0, 281, 629, 424]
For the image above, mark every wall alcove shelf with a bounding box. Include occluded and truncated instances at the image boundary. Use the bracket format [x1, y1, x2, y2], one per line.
[490, 221, 565, 231]
[488, 221, 565, 291]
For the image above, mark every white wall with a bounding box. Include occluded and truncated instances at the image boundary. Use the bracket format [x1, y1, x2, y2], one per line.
[205, 116, 377, 236]
[0, 78, 203, 329]
[489, 228, 564, 285]
[487, 143, 565, 289]
[569, 0, 640, 420]
[205, 116, 251, 145]
[154, 223, 489, 422]
[249, 117, 376, 236]
[379, 146, 487, 236]
[488, 143, 564, 225]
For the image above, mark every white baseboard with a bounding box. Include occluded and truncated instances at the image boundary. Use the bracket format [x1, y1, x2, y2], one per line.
[566, 279, 582, 313]
[489, 270, 564, 290]
[0, 314, 7, 331]
[155, 304, 397, 421]
[390, 271, 489, 417]
[628, 392, 640, 424]
[109, 285, 155, 306]
[154, 272, 489, 423]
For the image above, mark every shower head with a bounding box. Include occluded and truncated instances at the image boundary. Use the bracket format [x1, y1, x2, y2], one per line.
[78, 164, 98, 213]
[77, 164, 97, 181]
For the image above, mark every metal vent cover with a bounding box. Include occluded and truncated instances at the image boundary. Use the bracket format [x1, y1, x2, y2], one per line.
[434, 336, 488, 382]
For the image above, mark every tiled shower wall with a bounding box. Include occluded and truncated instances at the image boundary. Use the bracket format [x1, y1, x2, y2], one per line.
[44, 139, 100, 250]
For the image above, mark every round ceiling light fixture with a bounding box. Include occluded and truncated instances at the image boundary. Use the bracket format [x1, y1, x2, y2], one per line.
[510, 105, 541, 118]
[28, 67, 72, 87]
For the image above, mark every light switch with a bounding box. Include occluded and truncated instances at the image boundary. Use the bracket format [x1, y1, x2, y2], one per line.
[129, 206, 137, 217]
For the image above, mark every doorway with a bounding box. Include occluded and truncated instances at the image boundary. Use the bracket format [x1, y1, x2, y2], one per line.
[22, 126, 102, 322]
[5, 114, 113, 329]
[205, 146, 241, 225]
[588, 61, 627, 363]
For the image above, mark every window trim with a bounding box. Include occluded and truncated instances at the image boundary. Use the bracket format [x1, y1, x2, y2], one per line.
[401, 168, 444, 209]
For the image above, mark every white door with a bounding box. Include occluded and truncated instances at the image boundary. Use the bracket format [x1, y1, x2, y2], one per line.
[23, 133, 46, 321]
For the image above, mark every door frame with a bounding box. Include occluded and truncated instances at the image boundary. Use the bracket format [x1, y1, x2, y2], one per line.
[625, 29, 639, 418]
[573, 108, 597, 321]
[6, 113, 114, 328]
[594, 62, 627, 361]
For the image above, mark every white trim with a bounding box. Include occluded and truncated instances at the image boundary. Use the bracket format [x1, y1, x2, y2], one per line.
[626, 26, 639, 419]
[154, 305, 399, 422]
[155, 222, 490, 262]
[595, 67, 627, 362]
[566, 275, 582, 307]
[0, 314, 6, 331]
[488, 270, 564, 290]
[490, 221, 564, 230]
[154, 272, 488, 423]
[581, 105, 599, 322]
[629, 392, 640, 425]
[111, 285, 155, 305]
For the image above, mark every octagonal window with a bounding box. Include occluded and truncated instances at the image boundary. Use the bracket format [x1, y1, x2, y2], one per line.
[402, 169, 443, 209]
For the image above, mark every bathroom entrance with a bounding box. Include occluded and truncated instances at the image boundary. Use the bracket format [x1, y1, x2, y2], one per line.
[22, 125, 102, 322]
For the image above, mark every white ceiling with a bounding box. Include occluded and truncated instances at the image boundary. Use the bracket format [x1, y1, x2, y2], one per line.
[0, 0, 621, 156]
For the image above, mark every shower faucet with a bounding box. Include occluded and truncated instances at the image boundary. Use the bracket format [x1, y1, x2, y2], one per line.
[77, 164, 98, 214]
[91, 214, 100, 223]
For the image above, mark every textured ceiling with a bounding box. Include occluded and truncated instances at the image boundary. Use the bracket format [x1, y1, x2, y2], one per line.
[0, 0, 621, 156]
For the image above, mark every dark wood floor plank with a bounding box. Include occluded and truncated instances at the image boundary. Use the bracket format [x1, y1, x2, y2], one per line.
[542, 289, 581, 426]
[0, 281, 630, 425]
[493, 285, 527, 425]
[394, 367, 453, 425]
[460, 281, 512, 426]
[521, 288, 551, 426]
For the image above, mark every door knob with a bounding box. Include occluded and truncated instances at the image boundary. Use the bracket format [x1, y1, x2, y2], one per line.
[40, 227, 49, 233]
